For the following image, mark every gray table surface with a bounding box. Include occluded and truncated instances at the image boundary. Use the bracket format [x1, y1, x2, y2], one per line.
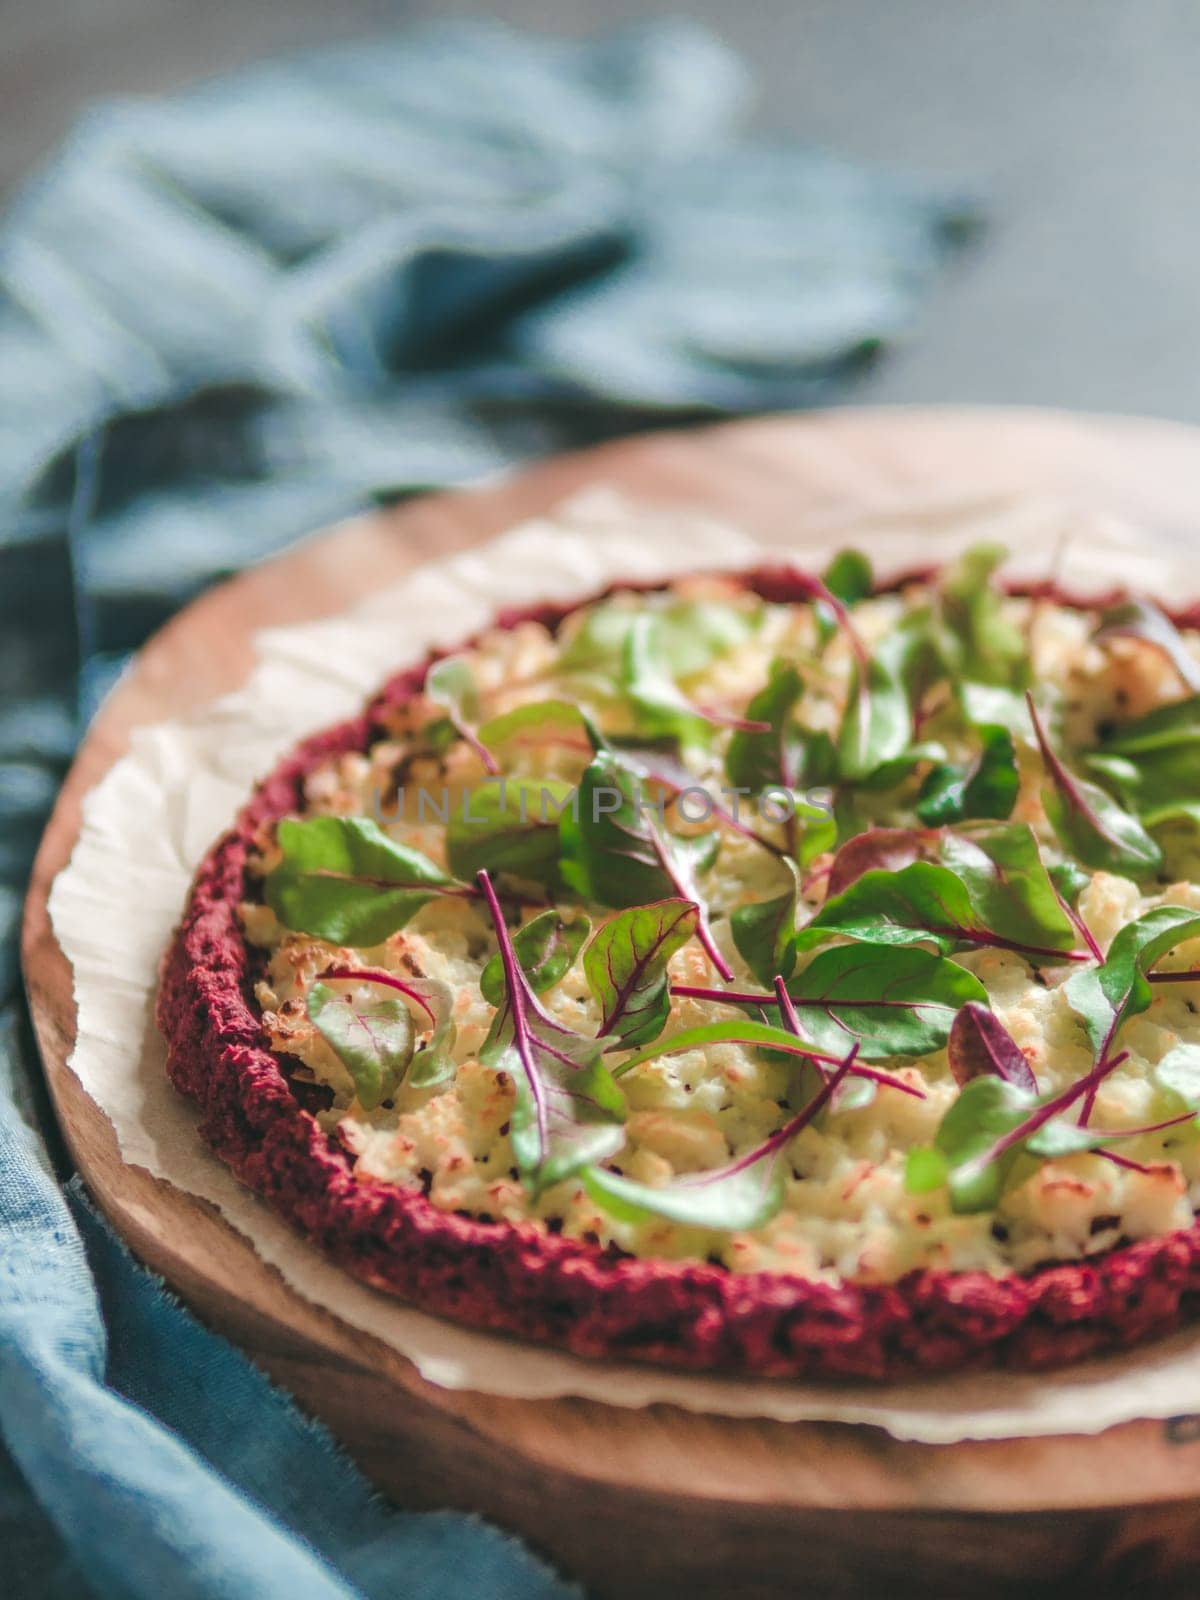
[5, 0, 1200, 422]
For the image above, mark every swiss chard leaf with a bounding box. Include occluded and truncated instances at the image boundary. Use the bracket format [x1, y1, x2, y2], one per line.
[1087, 697, 1200, 816]
[1027, 694, 1162, 877]
[815, 549, 873, 649]
[785, 943, 988, 1060]
[584, 899, 699, 1049]
[796, 825, 1078, 963]
[1065, 906, 1200, 1069]
[836, 653, 912, 781]
[445, 778, 574, 888]
[724, 661, 805, 795]
[477, 699, 601, 759]
[322, 966, 457, 1090]
[265, 816, 459, 946]
[936, 543, 1027, 689]
[731, 860, 801, 987]
[947, 1000, 1037, 1092]
[558, 750, 729, 974]
[479, 909, 590, 1005]
[306, 979, 415, 1110]
[560, 595, 758, 681]
[619, 615, 761, 743]
[915, 725, 1019, 826]
[1094, 599, 1200, 694]
[826, 827, 935, 897]
[424, 654, 498, 773]
[477, 872, 625, 1195]
[582, 1045, 859, 1232]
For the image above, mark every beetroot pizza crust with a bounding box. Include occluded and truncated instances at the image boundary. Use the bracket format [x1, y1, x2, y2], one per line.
[156, 568, 1200, 1382]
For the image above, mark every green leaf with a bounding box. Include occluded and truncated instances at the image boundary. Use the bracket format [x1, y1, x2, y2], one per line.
[445, 778, 575, 887]
[560, 595, 759, 681]
[815, 549, 874, 649]
[836, 654, 912, 781]
[620, 615, 719, 743]
[1065, 905, 1200, 1062]
[937, 543, 1027, 689]
[265, 816, 458, 946]
[582, 1154, 785, 1231]
[424, 654, 496, 770]
[785, 944, 988, 1060]
[1049, 858, 1094, 906]
[920, 1075, 1035, 1211]
[1087, 697, 1200, 815]
[725, 661, 805, 794]
[306, 979, 415, 1111]
[403, 979, 459, 1089]
[915, 725, 1019, 825]
[477, 699, 602, 757]
[1094, 599, 1200, 694]
[584, 899, 699, 1049]
[479, 909, 590, 1005]
[1027, 695, 1162, 877]
[478, 874, 625, 1196]
[559, 750, 719, 909]
[795, 824, 1077, 963]
[731, 860, 801, 987]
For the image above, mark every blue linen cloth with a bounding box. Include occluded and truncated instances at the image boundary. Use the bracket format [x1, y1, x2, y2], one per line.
[0, 17, 977, 1598]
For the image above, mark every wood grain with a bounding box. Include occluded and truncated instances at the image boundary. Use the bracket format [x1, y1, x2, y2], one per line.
[21, 407, 1200, 1598]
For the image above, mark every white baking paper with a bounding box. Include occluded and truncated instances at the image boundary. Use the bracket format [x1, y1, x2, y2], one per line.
[48, 485, 1200, 1443]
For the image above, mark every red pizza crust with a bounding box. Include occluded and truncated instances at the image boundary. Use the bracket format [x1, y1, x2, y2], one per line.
[156, 568, 1200, 1380]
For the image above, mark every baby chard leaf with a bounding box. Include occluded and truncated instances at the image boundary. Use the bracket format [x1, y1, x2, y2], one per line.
[731, 859, 802, 988]
[321, 966, 457, 1091]
[424, 654, 498, 773]
[1027, 693, 1162, 877]
[584, 899, 699, 1049]
[265, 816, 460, 946]
[1094, 599, 1200, 694]
[445, 778, 574, 888]
[837, 653, 912, 781]
[479, 909, 590, 1005]
[785, 943, 988, 1060]
[477, 699, 601, 759]
[947, 1001, 1037, 1093]
[582, 1046, 859, 1232]
[306, 979, 415, 1110]
[477, 872, 625, 1196]
[936, 542, 1027, 689]
[915, 725, 1019, 826]
[725, 661, 805, 795]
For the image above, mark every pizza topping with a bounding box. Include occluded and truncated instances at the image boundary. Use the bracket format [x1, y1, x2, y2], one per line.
[244, 549, 1200, 1279]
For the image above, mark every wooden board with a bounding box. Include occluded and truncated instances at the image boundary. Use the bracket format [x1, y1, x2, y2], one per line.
[21, 406, 1200, 1597]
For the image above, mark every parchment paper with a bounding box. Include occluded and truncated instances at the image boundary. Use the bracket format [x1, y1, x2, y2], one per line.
[48, 486, 1200, 1443]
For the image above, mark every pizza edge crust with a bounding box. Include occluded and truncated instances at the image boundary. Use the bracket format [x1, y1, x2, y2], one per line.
[155, 565, 1200, 1380]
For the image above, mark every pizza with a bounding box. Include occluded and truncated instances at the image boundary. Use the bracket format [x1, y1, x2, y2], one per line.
[158, 543, 1200, 1379]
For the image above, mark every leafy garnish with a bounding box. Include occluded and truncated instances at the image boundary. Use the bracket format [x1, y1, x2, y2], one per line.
[825, 827, 934, 896]
[784, 943, 988, 1060]
[1094, 598, 1200, 694]
[477, 699, 601, 758]
[445, 778, 573, 888]
[322, 965, 456, 1089]
[265, 816, 461, 946]
[1026, 693, 1161, 877]
[837, 652, 912, 782]
[479, 909, 590, 1005]
[582, 1046, 859, 1232]
[621, 615, 767, 743]
[1086, 696, 1200, 818]
[306, 978, 414, 1109]
[559, 749, 730, 978]
[584, 899, 699, 1049]
[724, 661, 805, 796]
[731, 860, 801, 987]
[424, 654, 498, 773]
[947, 1001, 1037, 1093]
[936, 543, 1027, 689]
[560, 594, 758, 681]
[1065, 906, 1200, 1119]
[905, 1051, 1128, 1212]
[796, 825, 1080, 964]
[477, 872, 625, 1195]
[613, 1015, 922, 1096]
[916, 725, 1019, 826]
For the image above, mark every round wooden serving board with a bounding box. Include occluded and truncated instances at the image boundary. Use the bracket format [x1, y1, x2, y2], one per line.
[22, 408, 1200, 1597]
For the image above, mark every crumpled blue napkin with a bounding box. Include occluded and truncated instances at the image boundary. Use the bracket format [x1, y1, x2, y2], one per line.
[0, 17, 976, 1599]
